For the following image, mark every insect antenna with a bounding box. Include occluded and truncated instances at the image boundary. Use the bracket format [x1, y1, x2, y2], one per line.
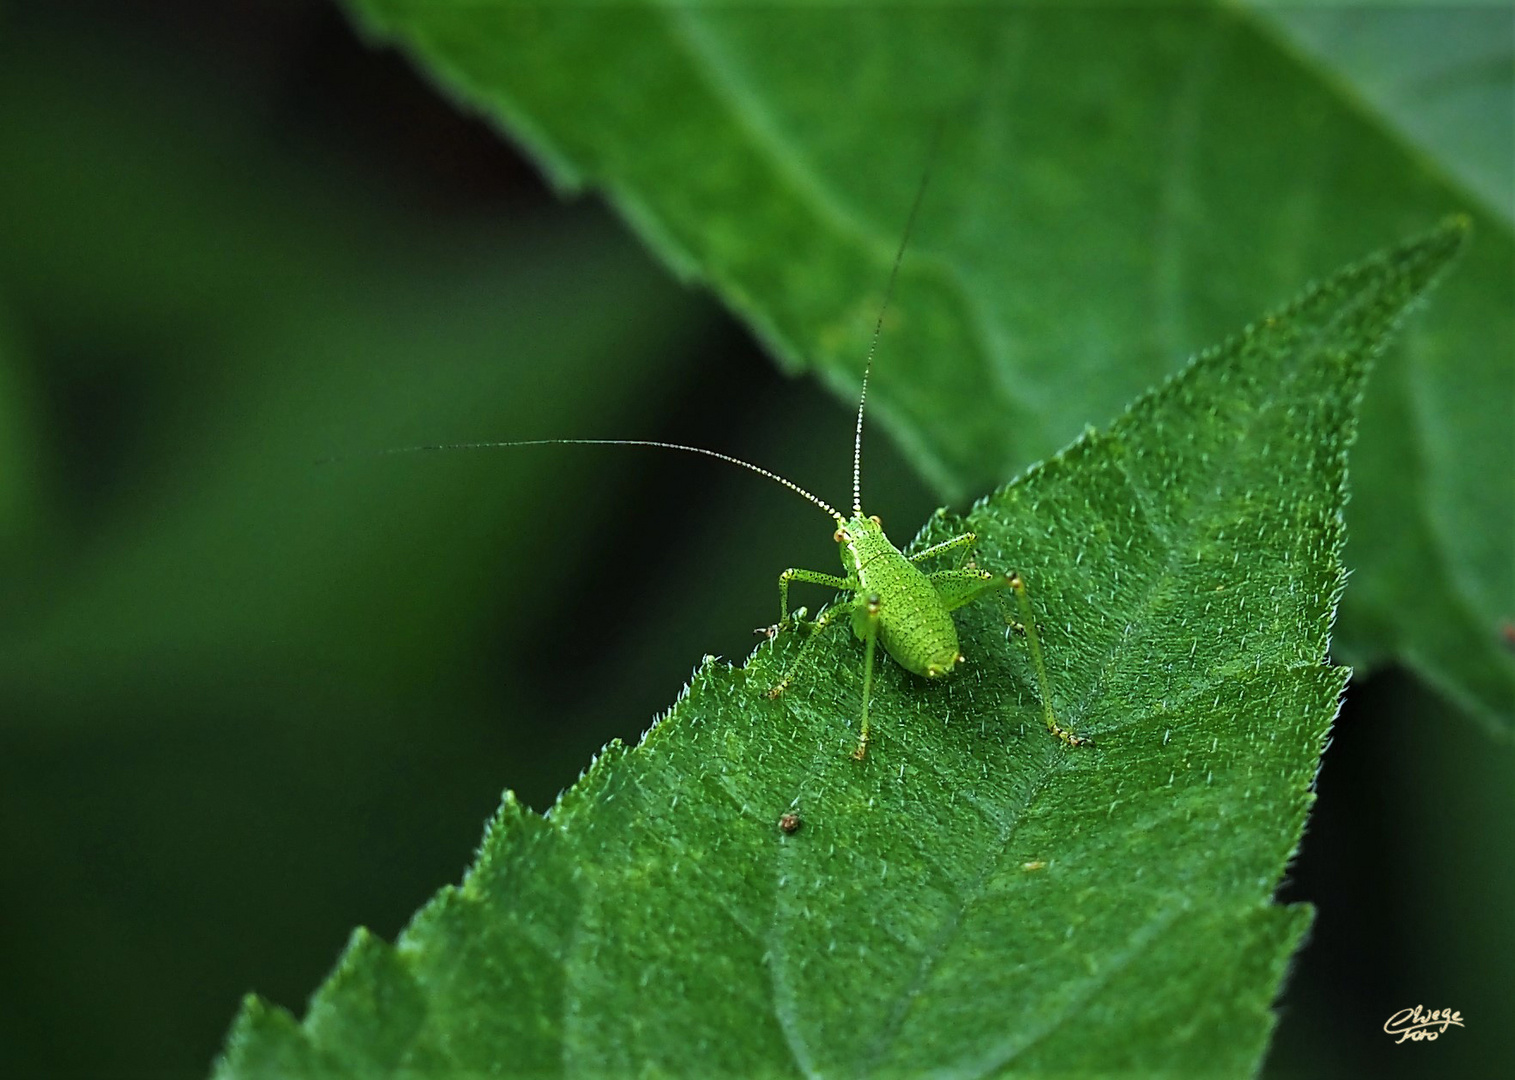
[349, 439, 845, 523]
[853, 127, 941, 517]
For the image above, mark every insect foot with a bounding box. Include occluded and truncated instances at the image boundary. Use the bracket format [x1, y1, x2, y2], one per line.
[1050, 723, 1091, 748]
[755, 606, 810, 640]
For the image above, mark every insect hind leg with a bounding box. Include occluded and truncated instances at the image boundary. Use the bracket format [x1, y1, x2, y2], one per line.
[1001, 572, 1087, 747]
[928, 565, 1088, 748]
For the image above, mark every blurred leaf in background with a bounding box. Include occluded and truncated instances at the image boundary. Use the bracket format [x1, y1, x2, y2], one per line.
[0, 3, 1510, 1079]
[1253, 2, 1514, 227]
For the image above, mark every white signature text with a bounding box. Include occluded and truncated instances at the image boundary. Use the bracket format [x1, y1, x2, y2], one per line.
[1383, 1005, 1464, 1043]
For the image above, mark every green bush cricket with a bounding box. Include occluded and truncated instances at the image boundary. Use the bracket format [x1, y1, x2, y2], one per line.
[379, 160, 1085, 760]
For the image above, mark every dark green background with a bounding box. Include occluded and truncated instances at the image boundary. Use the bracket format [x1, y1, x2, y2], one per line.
[0, 3, 1508, 1077]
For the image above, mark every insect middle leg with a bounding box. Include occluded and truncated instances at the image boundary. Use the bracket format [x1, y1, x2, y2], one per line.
[765, 601, 850, 700]
[928, 566, 1087, 747]
[764, 593, 881, 761]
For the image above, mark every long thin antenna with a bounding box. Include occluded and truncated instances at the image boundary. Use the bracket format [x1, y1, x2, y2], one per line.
[853, 125, 943, 516]
[353, 439, 845, 523]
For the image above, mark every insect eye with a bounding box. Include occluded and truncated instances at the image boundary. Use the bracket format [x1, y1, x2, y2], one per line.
[834, 528, 849, 544]
[869, 514, 882, 527]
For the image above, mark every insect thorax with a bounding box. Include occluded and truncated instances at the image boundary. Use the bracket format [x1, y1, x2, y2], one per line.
[837, 513, 897, 574]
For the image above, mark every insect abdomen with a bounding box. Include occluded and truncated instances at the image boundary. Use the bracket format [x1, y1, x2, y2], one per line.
[858, 549, 960, 678]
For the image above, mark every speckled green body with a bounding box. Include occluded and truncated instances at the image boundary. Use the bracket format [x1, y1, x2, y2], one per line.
[769, 505, 1073, 756]
[841, 515, 961, 679]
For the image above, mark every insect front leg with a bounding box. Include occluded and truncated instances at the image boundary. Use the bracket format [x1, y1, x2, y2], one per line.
[777, 567, 849, 624]
[927, 566, 1088, 747]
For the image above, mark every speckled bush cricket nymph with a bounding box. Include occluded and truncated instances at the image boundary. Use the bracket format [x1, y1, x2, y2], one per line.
[379, 157, 1085, 760]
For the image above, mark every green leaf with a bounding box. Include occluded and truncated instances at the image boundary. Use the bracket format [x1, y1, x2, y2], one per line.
[347, 1, 1515, 731]
[211, 221, 1464, 1076]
